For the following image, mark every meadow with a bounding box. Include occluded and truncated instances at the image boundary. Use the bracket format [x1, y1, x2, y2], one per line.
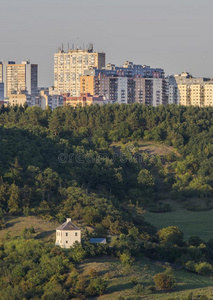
[144, 209, 213, 241]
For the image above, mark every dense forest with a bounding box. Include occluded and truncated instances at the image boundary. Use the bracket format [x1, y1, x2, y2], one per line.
[1, 103, 213, 299]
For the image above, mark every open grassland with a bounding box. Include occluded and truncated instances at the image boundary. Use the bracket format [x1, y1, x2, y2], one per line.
[111, 140, 179, 157]
[144, 209, 213, 241]
[80, 257, 213, 300]
[0, 215, 59, 241]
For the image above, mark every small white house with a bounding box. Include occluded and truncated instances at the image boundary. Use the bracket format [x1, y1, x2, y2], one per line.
[55, 218, 81, 249]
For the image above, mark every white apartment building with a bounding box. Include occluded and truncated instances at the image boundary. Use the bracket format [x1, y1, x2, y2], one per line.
[152, 78, 164, 107]
[55, 218, 81, 249]
[117, 77, 128, 104]
[54, 44, 105, 96]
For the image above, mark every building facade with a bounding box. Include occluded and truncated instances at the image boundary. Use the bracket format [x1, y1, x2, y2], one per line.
[81, 73, 167, 106]
[55, 218, 81, 249]
[0, 60, 38, 97]
[54, 44, 105, 96]
[168, 72, 213, 107]
[0, 83, 4, 101]
[63, 93, 105, 107]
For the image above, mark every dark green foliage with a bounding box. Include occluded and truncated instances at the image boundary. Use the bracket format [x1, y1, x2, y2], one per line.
[1, 104, 213, 296]
[0, 237, 107, 299]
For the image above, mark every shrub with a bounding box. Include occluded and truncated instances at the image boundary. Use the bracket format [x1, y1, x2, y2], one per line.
[130, 276, 138, 285]
[195, 262, 212, 276]
[157, 226, 183, 246]
[88, 268, 98, 278]
[86, 277, 107, 296]
[134, 284, 144, 294]
[153, 268, 176, 291]
[199, 296, 209, 300]
[185, 261, 196, 272]
[120, 252, 134, 266]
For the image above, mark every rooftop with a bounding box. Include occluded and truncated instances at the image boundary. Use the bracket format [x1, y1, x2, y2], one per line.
[90, 238, 107, 244]
[56, 218, 80, 231]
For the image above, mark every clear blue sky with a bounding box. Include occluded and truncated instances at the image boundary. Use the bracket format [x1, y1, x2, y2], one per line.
[1, 0, 213, 86]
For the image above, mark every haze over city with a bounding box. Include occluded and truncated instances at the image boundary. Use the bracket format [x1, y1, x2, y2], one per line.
[1, 0, 213, 86]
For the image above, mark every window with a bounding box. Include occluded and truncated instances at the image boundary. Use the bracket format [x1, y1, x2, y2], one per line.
[66, 232, 68, 236]
[66, 241, 68, 244]
[75, 232, 78, 236]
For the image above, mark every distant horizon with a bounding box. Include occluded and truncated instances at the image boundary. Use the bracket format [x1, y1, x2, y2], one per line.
[1, 0, 213, 86]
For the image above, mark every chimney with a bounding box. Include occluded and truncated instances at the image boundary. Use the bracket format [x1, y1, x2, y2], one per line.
[66, 218, 71, 222]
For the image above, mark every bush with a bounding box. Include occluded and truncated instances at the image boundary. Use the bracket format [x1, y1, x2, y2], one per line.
[120, 252, 134, 266]
[157, 226, 184, 246]
[195, 262, 212, 276]
[153, 269, 176, 291]
[130, 276, 138, 285]
[185, 261, 196, 272]
[88, 268, 98, 278]
[134, 284, 144, 294]
[86, 277, 107, 296]
[199, 296, 209, 300]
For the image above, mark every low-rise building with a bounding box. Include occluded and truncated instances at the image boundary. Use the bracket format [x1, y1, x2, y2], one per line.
[90, 238, 107, 244]
[6, 93, 27, 106]
[55, 218, 81, 249]
[63, 93, 105, 107]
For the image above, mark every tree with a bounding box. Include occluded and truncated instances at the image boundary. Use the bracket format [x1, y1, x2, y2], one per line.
[195, 262, 212, 276]
[157, 226, 184, 246]
[120, 252, 134, 266]
[137, 169, 155, 188]
[153, 268, 176, 291]
[86, 277, 107, 296]
[8, 183, 19, 213]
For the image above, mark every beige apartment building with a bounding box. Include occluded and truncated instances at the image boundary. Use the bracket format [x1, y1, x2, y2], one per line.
[6, 94, 27, 106]
[177, 84, 190, 106]
[80, 74, 110, 99]
[171, 72, 213, 107]
[54, 45, 105, 96]
[0, 60, 38, 97]
[7, 64, 26, 96]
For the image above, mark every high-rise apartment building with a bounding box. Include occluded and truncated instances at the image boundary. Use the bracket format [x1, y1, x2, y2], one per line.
[6, 60, 38, 96]
[0, 60, 38, 97]
[54, 44, 105, 96]
[168, 72, 213, 106]
[166, 76, 178, 105]
[204, 83, 213, 106]
[80, 73, 167, 106]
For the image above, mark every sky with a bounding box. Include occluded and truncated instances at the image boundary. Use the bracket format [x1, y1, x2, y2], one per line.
[1, 0, 213, 86]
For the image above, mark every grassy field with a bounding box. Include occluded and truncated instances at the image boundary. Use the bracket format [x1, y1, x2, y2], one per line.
[80, 257, 213, 300]
[1, 216, 213, 299]
[0, 215, 59, 241]
[111, 140, 179, 157]
[144, 209, 213, 241]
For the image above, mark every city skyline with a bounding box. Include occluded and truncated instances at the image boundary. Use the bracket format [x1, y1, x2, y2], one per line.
[1, 0, 213, 86]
